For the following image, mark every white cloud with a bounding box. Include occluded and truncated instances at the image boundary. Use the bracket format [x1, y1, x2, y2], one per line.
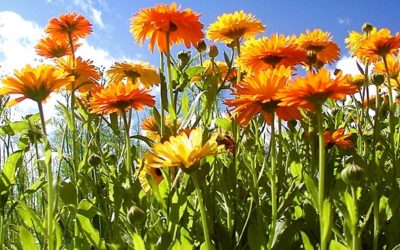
[76, 40, 114, 68]
[72, 0, 105, 28]
[338, 17, 351, 25]
[335, 56, 363, 75]
[91, 8, 104, 28]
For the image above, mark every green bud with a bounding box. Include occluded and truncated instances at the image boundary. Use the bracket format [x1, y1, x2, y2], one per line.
[370, 73, 385, 85]
[208, 44, 219, 58]
[127, 205, 146, 227]
[341, 164, 365, 187]
[195, 40, 206, 53]
[362, 23, 373, 34]
[88, 154, 101, 167]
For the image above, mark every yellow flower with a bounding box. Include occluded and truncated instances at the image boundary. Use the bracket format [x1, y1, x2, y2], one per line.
[0, 64, 72, 106]
[345, 28, 378, 63]
[136, 160, 163, 192]
[374, 54, 400, 80]
[145, 128, 224, 169]
[358, 28, 400, 60]
[206, 11, 265, 43]
[107, 61, 160, 89]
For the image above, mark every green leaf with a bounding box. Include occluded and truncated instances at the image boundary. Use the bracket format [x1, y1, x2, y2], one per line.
[186, 66, 205, 79]
[329, 240, 347, 250]
[300, 231, 314, 250]
[19, 227, 39, 250]
[215, 118, 231, 131]
[321, 199, 332, 245]
[59, 181, 77, 205]
[76, 214, 107, 250]
[109, 113, 120, 135]
[160, 73, 169, 111]
[304, 173, 318, 210]
[344, 191, 356, 233]
[131, 233, 146, 250]
[181, 91, 189, 117]
[16, 202, 43, 234]
[179, 90, 205, 130]
[57, 102, 73, 131]
[131, 135, 154, 147]
[1, 150, 23, 194]
[248, 223, 267, 250]
[22, 175, 46, 197]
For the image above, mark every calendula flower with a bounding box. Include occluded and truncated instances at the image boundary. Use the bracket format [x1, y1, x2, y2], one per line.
[324, 128, 353, 150]
[206, 11, 265, 44]
[358, 28, 400, 60]
[344, 74, 366, 88]
[130, 2, 204, 52]
[0, 64, 72, 106]
[45, 12, 92, 40]
[145, 128, 224, 170]
[238, 34, 306, 72]
[107, 61, 160, 88]
[136, 160, 163, 192]
[277, 68, 357, 111]
[56, 56, 100, 92]
[225, 66, 301, 126]
[35, 36, 80, 58]
[373, 54, 400, 80]
[297, 29, 340, 65]
[345, 28, 378, 63]
[89, 81, 155, 115]
[191, 60, 232, 84]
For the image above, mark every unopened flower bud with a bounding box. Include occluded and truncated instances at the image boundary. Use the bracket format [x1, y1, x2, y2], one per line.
[306, 50, 318, 66]
[127, 205, 146, 227]
[208, 44, 219, 58]
[341, 164, 364, 187]
[88, 154, 101, 167]
[178, 51, 190, 65]
[196, 40, 206, 53]
[370, 73, 385, 85]
[362, 23, 373, 34]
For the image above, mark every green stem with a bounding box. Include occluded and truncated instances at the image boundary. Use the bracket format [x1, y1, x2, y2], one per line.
[38, 102, 54, 250]
[165, 32, 177, 134]
[351, 186, 360, 250]
[0, 210, 4, 250]
[159, 52, 165, 137]
[192, 172, 212, 250]
[122, 111, 133, 183]
[371, 184, 379, 250]
[317, 107, 327, 250]
[267, 114, 277, 250]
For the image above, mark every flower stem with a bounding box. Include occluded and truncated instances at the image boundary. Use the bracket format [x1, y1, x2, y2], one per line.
[122, 111, 133, 183]
[351, 186, 360, 250]
[0, 210, 5, 250]
[165, 32, 177, 134]
[371, 184, 379, 250]
[191, 172, 212, 250]
[317, 107, 327, 250]
[38, 102, 54, 250]
[267, 114, 277, 250]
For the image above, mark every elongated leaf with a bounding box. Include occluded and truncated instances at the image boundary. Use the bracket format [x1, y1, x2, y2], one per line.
[344, 191, 356, 233]
[186, 66, 204, 79]
[57, 102, 73, 131]
[1, 150, 23, 193]
[132, 233, 146, 250]
[329, 240, 347, 250]
[300, 231, 314, 250]
[19, 227, 40, 250]
[76, 214, 107, 250]
[131, 134, 154, 147]
[16, 202, 43, 234]
[322, 199, 332, 245]
[304, 173, 318, 210]
[179, 90, 205, 130]
[248, 223, 267, 250]
[215, 118, 231, 131]
[109, 112, 120, 135]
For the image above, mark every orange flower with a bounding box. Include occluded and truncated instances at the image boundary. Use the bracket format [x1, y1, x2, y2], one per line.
[0, 64, 72, 106]
[225, 66, 301, 126]
[35, 36, 80, 58]
[206, 11, 265, 44]
[345, 28, 378, 63]
[130, 2, 204, 52]
[324, 128, 353, 150]
[238, 34, 306, 72]
[358, 28, 400, 60]
[45, 12, 92, 40]
[277, 68, 357, 111]
[56, 56, 100, 92]
[107, 61, 160, 88]
[89, 81, 155, 114]
[297, 29, 340, 65]
[373, 54, 400, 80]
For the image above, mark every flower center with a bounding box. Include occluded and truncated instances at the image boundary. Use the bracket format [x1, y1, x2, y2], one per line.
[261, 54, 283, 68]
[306, 44, 326, 53]
[222, 27, 247, 40]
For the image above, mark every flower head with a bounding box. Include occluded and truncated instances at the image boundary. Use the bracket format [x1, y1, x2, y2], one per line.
[206, 11, 265, 44]
[324, 128, 353, 150]
[358, 28, 400, 60]
[35, 36, 80, 58]
[373, 54, 400, 80]
[0, 64, 72, 106]
[45, 12, 92, 40]
[277, 68, 357, 110]
[56, 56, 100, 92]
[107, 61, 160, 88]
[130, 2, 204, 52]
[297, 29, 340, 65]
[345, 28, 378, 63]
[89, 81, 155, 114]
[136, 160, 163, 192]
[145, 128, 224, 170]
[238, 34, 306, 72]
[225, 66, 301, 126]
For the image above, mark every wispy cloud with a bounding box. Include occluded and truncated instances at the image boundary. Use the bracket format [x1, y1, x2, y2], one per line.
[337, 17, 351, 25]
[72, 0, 105, 28]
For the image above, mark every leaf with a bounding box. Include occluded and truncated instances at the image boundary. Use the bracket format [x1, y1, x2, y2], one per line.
[1, 150, 23, 194]
[19, 227, 40, 250]
[186, 66, 205, 79]
[344, 191, 356, 233]
[181, 91, 189, 117]
[22, 175, 46, 197]
[131, 135, 154, 147]
[160, 73, 169, 111]
[290, 161, 303, 183]
[59, 181, 77, 205]
[76, 214, 107, 250]
[0, 120, 31, 136]
[16, 202, 43, 234]
[356, 60, 365, 75]
[109, 113, 120, 135]
[179, 90, 205, 130]
[300, 231, 314, 250]
[329, 240, 347, 250]
[131, 233, 146, 250]
[304, 173, 318, 210]
[57, 102, 73, 131]
[215, 118, 232, 131]
[248, 223, 267, 250]
[321, 199, 333, 245]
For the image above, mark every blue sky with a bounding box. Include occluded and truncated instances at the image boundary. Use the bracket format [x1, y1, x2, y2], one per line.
[2, 0, 400, 73]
